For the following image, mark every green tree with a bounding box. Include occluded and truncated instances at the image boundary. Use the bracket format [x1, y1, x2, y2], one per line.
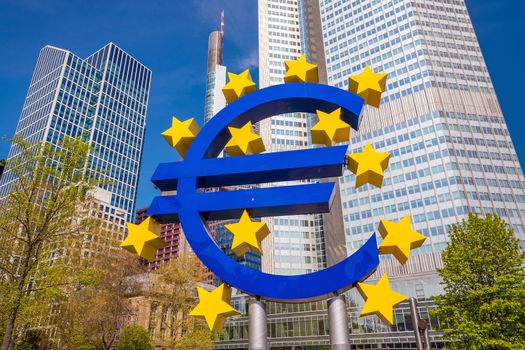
[117, 324, 154, 350]
[433, 214, 525, 349]
[55, 249, 143, 350]
[0, 136, 100, 350]
[12, 329, 51, 350]
[147, 253, 212, 348]
[173, 328, 213, 350]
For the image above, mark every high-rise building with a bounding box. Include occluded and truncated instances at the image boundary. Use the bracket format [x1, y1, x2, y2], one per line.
[1, 43, 151, 263]
[0, 43, 151, 231]
[203, 11, 262, 281]
[258, 0, 330, 276]
[215, 0, 525, 348]
[204, 10, 227, 124]
[318, 0, 525, 297]
[136, 12, 261, 279]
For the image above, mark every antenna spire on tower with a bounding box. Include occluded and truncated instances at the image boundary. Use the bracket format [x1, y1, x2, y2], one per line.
[221, 10, 225, 35]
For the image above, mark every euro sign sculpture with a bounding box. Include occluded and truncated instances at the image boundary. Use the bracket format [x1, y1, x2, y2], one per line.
[146, 83, 380, 301]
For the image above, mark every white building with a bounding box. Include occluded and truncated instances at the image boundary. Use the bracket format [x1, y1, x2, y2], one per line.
[258, 0, 525, 292]
[318, 0, 525, 298]
[258, 0, 328, 275]
[215, 0, 525, 348]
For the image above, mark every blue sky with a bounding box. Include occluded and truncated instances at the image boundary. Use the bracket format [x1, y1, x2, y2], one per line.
[0, 0, 523, 210]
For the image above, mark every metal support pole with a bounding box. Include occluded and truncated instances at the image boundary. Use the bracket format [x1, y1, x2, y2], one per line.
[409, 297, 424, 350]
[421, 321, 431, 350]
[248, 299, 269, 350]
[327, 295, 350, 350]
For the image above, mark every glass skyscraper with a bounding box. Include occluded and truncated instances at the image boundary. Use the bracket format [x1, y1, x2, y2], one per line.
[0, 43, 151, 232]
[203, 11, 263, 280]
[204, 10, 227, 124]
[215, 0, 525, 348]
[319, 0, 525, 296]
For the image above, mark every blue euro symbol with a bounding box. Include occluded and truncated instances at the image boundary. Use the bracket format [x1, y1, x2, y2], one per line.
[147, 83, 379, 301]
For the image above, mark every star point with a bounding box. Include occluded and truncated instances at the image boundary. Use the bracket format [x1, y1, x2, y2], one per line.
[161, 117, 200, 158]
[222, 69, 257, 104]
[225, 210, 270, 256]
[346, 143, 390, 188]
[348, 65, 387, 108]
[356, 274, 407, 326]
[225, 121, 265, 156]
[189, 283, 240, 331]
[310, 108, 351, 146]
[284, 54, 319, 83]
[120, 217, 168, 262]
[378, 215, 427, 265]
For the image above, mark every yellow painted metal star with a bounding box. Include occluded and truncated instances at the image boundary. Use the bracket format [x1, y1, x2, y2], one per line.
[284, 54, 319, 83]
[222, 69, 257, 104]
[225, 121, 265, 156]
[161, 117, 200, 158]
[378, 215, 427, 265]
[311, 108, 351, 146]
[120, 217, 168, 262]
[189, 283, 240, 331]
[356, 273, 407, 326]
[225, 210, 270, 256]
[346, 143, 390, 188]
[348, 65, 387, 108]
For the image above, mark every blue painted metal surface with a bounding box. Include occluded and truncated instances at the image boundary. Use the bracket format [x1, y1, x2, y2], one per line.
[152, 145, 348, 190]
[147, 83, 379, 301]
[148, 182, 336, 223]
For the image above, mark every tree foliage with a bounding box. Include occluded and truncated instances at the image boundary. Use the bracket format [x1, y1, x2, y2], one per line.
[0, 136, 103, 350]
[433, 214, 525, 350]
[117, 324, 154, 350]
[147, 253, 213, 349]
[173, 328, 213, 350]
[53, 249, 144, 350]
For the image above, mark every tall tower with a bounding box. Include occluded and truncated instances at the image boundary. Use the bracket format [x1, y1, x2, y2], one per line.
[242, 0, 525, 348]
[204, 10, 227, 124]
[259, 0, 525, 294]
[204, 11, 262, 282]
[258, 0, 328, 275]
[318, 0, 525, 296]
[0, 43, 151, 237]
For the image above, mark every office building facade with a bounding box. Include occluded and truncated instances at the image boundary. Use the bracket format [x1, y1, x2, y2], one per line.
[1, 43, 151, 265]
[0, 43, 151, 230]
[216, 0, 525, 348]
[258, 0, 329, 276]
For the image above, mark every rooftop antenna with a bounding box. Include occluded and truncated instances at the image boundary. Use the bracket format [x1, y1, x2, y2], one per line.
[221, 10, 224, 35]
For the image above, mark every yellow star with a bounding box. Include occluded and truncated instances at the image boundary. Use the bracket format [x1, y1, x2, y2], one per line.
[356, 274, 407, 326]
[310, 108, 351, 146]
[222, 69, 257, 104]
[161, 117, 200, 158]
[225, 210, 270, 256]
[284, 54, 319, 83]
[346, 143, 390, 188]
[378, 215, 427, 265]
[348, 65, 387, 108]
[120, 217, 168, 262]
[189, 283, 240, 331]
[225, 121, 265, 156]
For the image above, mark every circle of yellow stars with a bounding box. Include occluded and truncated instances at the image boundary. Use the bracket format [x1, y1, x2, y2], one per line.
[119, 55, 430, 330]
